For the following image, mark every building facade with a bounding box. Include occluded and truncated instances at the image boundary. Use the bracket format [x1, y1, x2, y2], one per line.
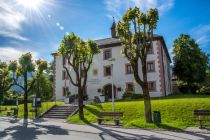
[52, 23, 172, 102]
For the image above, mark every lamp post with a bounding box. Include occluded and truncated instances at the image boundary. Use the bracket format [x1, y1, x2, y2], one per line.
[108, 58, 115, 112]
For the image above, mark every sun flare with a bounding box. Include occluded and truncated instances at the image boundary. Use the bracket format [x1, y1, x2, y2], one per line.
[17, 0, 43, 10]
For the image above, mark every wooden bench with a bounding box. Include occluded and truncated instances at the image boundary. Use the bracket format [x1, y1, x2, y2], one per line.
[98, 112, 123, 125]
[194, 110, 210, 128]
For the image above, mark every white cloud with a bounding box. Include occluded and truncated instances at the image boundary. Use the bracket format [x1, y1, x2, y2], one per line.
[0, 47, 39, 62]
[190, 24, 210, 48]
[0, 0, 28, 41]
[104, 0, 174, 20]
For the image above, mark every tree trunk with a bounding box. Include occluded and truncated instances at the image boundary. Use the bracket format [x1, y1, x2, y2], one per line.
[142, 62, 153, 123]
[142, 85, 153, 123]
[78, 87, 84, 119]
[23, 72, 28, 127]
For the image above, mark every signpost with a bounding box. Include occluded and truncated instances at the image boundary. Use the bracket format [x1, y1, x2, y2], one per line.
[32, 96, 41, 118]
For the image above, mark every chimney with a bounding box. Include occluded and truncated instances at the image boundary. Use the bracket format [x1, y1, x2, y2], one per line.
[111, 17, 116, 38]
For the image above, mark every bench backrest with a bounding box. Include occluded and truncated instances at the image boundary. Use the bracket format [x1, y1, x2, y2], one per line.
[194, 110, 210, 115]
[98, 112, 123, 117]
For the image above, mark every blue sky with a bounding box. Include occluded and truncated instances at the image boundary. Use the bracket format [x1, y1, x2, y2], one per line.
[0, 0, 210, 62]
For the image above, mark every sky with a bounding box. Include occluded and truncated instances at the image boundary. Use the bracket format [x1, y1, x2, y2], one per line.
[0, 0, 210, 62]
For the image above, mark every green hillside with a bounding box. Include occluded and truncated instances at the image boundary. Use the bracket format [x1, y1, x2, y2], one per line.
[68, 95, 210, 130]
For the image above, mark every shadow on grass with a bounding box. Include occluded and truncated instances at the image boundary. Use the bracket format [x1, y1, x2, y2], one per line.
[84, 106, 100, 116]
[156, 124, 183, 131]
[90, 103, 103, 109]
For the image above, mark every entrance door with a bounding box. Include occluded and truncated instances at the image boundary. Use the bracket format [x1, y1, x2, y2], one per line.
[104, 84, 116, 102]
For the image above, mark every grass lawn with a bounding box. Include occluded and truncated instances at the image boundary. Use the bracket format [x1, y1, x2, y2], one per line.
[67, 94, 210, 130]
[0, 101, 64, 118]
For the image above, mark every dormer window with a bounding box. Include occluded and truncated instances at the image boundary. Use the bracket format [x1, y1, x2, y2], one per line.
[104, 49, 112, 60]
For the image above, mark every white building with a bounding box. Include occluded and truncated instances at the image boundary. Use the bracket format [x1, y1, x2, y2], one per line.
[52, 22, 172, 102]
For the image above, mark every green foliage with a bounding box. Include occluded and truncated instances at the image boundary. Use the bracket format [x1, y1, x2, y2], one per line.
[196, 70, 210, 95]
[0, 61, 13, 97]
[68, 94, 210, 130]
[8, 61, 17, 72]
[58, 33, 100, 67]
[173, 34, 209, 93]
[18, 53, 35, 73]
[197, 86, 210, 95]
[116, 7, 159, 63]
[122, 93, 143, 99]
[36, 59, 48, 74]
[30, 74, 53, 101]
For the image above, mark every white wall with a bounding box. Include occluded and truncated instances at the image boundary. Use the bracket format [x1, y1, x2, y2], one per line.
[54, 40, 170, 101]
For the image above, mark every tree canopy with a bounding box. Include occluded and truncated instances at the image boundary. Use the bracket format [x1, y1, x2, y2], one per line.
[0, 61, 13, 102]
[173, 34, 209, 92]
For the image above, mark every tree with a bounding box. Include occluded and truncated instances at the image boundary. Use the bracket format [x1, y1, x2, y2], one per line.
[30, 74, 53, 101]
[58, 33, 99, 119]
[8, 53, 47, 126]
[116, 7, 159, 123]
[0, 61, 13, 103]
[173, 34, 209, 93]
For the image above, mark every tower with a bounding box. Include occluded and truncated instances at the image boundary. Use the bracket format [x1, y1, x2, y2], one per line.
[111, 17, 116, 38]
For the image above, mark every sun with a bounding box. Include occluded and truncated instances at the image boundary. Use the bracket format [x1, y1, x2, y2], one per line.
[17, 0, 43, 10]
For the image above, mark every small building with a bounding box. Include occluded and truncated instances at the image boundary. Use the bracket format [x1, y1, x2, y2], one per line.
[52, 21, 172, 102]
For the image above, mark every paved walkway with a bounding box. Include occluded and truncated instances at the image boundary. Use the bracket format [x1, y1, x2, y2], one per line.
[0, 117, 210, 140]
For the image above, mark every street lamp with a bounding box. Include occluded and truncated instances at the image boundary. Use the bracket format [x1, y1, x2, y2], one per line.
[108, 58, 115, 112]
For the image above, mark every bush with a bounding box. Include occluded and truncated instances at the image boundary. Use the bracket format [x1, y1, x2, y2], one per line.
[122, 92, 143, 100]
[196, 86, 210, 95]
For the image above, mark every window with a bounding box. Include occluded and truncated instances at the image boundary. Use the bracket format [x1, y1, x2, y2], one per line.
[148, 81, 156, 91]
[147, 62, 155, 72]
[103, 49, 111, 60]
[63, 87, 69, 96]
[125, 64, 133, 74]
[126, 83, 135, 92]
[148, 46, 154, 54]
[104, 66, 111, 76]
[62, 70, 69, 80]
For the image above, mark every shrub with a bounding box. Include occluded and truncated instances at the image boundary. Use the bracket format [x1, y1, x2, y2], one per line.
[122, 92, 143, 100]
[196, 86, 210, 95]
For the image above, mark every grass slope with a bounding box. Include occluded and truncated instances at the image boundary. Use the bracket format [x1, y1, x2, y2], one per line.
[0, 101, 64, 118]
[68, 95, 210, 130]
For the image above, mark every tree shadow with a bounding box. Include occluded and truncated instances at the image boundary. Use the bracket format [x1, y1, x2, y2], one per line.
[79, 117, 165, 140]
[86, 123, 168, 140]
[155, 124, 183, 131]
[85, 106, 101, 116]
[90, 103, 103, 109]
[0, 124, 69, 140]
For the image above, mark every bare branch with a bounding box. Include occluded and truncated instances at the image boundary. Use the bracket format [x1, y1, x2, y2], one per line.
[63, 63, 78, 86]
